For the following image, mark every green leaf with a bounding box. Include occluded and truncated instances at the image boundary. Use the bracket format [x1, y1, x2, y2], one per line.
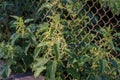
[34, 47, 41, 59]
[46, 60, 57, 80]
[64, 30, 74, 39]
[53, 43, 59, 60]
[36, 23, 49, 34]
[109, 40, 115, 49]
[115, 47, 120, 52]
[67, 67, 78, 79]
[36, 3, 52, 15]
[31, 34, 37, 45]
[32, 58, 48, 77]
[65, 49, 78, 60]
[0, 64, 11, 78]
[27, 24, 37, 33]
[99, 59, 106, 74]
[113, 33, 120, 37]
[79, 55, 90, 66]
[34, 66, 46, 78]
[11, 15, 19, 20]
[33, 58, 48, 68]
[94, 75, 102, 80]
[50, 28, 55, 36]
[37, 42, 49, 47]
[51, 60, 57, 80]
[109, 59, 118, 72]
[93, 30, 103, 35]
[24, 19, 34, 23]
[24, 43, 31, 55]
[10, 33, 20, 45]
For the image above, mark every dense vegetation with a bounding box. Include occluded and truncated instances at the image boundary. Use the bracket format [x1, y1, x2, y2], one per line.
[0, 0, 120, 80]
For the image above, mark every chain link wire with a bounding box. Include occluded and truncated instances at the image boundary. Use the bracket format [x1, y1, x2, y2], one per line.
[33, 1, 120, 77]
[33, 0, 120, 54]
[0, 0, 120, 79]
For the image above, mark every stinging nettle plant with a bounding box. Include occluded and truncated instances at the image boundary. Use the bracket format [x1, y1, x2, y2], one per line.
[31, 14, 68, 79]
[0, 0, 120, 80]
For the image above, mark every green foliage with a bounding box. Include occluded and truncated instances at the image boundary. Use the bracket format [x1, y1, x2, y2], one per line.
[0, 0, 120, 80]
[100, 0, 120, 15]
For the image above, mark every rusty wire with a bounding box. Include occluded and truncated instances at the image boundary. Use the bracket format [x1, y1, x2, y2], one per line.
[34, 0, 120, 57]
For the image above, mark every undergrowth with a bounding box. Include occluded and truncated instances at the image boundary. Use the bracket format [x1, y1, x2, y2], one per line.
[0, 0, 120, 80]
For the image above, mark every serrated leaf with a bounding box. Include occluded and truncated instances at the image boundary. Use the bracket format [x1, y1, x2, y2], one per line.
[99, 59, 106, 74]
[24, 19, 34, 23]
[32, 58, 48, 70]
[37, 42, 49, 47]
[34, 66, 46, 78]
[36, 3, 52, 15]
[109, 40, 115, 49]
[51, 60, 57, 80]
[53, 43, 59, 60]
[37, 23, 49, 34]
[31, 34, 37, 45]
[11, 15, 19, 20]
[34, 47, 41, 59]
[0, 64, 11, 78]
[10, 33, 20, 45]
[113, 33, 120, 37]
[33, 47, 41, 59]
[46, 60, 57, 80]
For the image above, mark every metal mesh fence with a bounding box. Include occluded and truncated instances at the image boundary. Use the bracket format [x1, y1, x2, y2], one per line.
[35, 1, 120, 79]
[0, 0, 120, 60]
[0, 0, 120, 79]
[33, 0, 120, 55]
